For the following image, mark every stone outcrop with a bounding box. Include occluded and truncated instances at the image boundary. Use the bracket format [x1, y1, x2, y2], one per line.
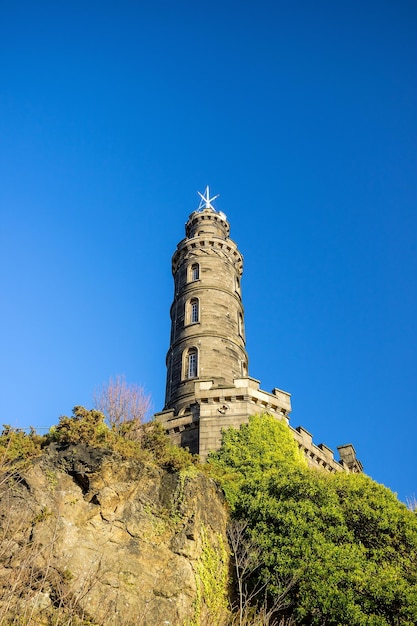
[0, 444, 229, 625]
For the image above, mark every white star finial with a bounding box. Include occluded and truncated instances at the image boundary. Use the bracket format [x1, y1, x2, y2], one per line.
[197, 186, 219, 210]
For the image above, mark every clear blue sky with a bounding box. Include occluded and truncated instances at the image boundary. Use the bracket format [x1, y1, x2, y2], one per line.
[1, 1, 416, 502]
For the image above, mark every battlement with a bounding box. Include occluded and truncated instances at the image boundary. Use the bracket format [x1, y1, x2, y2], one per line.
[155, 376, 362, 472]
[292, 425, 362, 473]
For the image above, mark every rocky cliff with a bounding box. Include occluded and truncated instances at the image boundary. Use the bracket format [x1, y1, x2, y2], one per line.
[0, 444, 229, 625]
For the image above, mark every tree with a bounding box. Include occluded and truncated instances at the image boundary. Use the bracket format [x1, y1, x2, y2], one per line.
[208, 413, 306, 508]
[210, 413, 417, 625]
[48, 406, 112, 447]
[227, 519, 295, 626]
[93, 375, 151, 437]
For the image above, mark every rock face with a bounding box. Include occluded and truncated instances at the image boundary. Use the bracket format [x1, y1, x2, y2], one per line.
[0, 445, 229, 625]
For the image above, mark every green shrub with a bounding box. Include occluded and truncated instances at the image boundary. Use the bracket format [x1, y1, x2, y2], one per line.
[208, 412, 305, 507]
[0, 425, 44, 467]
[142, 420, 196, 470]
[48, 406, 110, 446]
[210, 413, 417, 625]
[46, 407, 196, 470]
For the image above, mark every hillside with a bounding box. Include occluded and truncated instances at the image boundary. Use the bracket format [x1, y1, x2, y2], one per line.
[0, 416, 229, 625]
[1, 409, 416, 625]
[0, 445, 226, 626]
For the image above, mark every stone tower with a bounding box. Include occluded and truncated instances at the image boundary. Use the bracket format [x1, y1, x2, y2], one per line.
[157, 188, 292, 460]
[156, 188, 361, 472]
[164, 188, 248, 415]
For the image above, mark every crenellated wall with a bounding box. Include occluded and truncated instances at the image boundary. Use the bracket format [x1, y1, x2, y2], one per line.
[155, 376, 362, 472]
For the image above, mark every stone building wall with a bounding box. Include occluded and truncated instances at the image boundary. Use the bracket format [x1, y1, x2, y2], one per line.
[164, 205, 248, 414]
[156, 376, 362, 472]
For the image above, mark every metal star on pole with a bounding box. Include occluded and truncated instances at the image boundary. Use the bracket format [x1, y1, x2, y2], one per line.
[197, 186, 220, 210]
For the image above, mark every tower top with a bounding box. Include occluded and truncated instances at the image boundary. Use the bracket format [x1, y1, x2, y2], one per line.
[197, 186, 220, 211]
[186, 187, 229, 239]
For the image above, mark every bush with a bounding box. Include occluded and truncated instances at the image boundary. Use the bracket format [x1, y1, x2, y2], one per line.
[0, 425, 44, 467]
[48, 406, 110, 446]
[210, 413, 417, 625]
[142, 420, 196, 471]
[47, 407, 196, 470]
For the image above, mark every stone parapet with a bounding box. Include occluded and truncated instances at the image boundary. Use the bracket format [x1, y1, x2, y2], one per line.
[156, 377, 360, 471]
[292, 426, 343, 473]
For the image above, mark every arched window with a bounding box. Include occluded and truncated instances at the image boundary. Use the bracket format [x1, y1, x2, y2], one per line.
[238, 312, 244, 337]
[187, 347, 198, 378]
[190, 298, 199, 324]
[191, 263, 200, 281]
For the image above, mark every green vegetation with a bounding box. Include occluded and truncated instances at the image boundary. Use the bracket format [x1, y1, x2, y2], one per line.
[0, 406, 196, 474]
[170, 465, 200, 523]
[0, 425, 43, 467]
[193, 525, 229, 626]
[2, 408, 416, 625]
[48, 406, 110, 446]
[209, 413, 417, 625]
[48, 405, 196, 470]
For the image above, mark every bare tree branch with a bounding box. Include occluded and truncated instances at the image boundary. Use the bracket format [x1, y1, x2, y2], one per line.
[93, 375, 151, 437]
[227, 519, 297, 626]
[406, 495, 417, 512]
